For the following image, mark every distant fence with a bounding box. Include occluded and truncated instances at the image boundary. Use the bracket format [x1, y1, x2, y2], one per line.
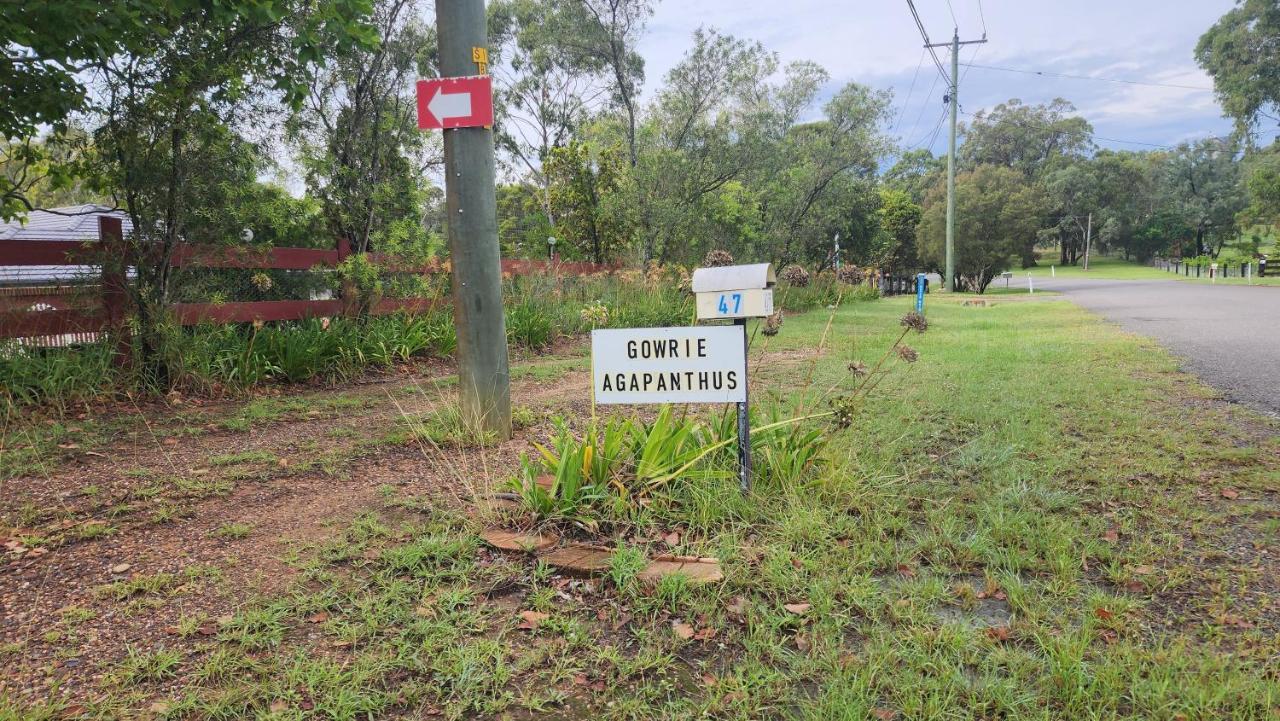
[1150, 257, 1270, 279]
[0, 217, 613, 349]
[878, 273, 928, 297]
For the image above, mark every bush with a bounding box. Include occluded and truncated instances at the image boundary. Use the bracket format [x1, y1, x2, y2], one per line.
[0, 341, 120, 411]
[779, 264, 810, 287]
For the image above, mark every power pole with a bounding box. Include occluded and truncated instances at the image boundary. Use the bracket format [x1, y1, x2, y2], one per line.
[436, 0, 511, 437]
[1083, 212, 1092, 271]
[920, 20, 985, 291]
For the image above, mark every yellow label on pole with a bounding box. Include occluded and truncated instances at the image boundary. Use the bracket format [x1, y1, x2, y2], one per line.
[472, 47, 488, 63]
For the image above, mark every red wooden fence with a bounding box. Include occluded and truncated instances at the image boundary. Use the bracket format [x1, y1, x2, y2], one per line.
[0, 218, 613, 344]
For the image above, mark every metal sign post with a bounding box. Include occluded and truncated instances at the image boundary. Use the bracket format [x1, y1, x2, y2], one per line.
[915, 273, 927, 313]
[733, 317, 752, 494]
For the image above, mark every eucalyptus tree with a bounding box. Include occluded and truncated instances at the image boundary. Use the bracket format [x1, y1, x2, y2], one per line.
[490, 0, 609, 207]
[1164, 138, 1247, 257]
[290, 0, 439, 256]
[542, 0, 654, 169]
[918, 165, 1047, 292]
[1197, 0, 1280, 140]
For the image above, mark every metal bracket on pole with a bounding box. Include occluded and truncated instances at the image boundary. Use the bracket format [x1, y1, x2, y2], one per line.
[735, 318, 752, 495]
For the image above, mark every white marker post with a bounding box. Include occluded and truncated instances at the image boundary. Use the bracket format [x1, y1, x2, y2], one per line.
[1028, 274, 1034, 294]
[1051, 265, 1055, 278]
[691, 263, 776, 494]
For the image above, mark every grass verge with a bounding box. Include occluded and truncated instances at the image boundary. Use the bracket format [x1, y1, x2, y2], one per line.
[4, 295, 1278, 720]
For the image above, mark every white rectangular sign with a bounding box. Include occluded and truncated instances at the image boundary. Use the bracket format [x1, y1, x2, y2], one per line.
[695, 288, 774, 320]
[592, 326, 746, 404]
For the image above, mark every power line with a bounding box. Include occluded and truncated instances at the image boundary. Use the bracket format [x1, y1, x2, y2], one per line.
[905, 68, 941, 142]
[894, 48, 928, 132]
[975, 0, 987, 35]
[906, 0, 950, 83]
[943, 0, 959, 29]
[959, 62, 1213, 92]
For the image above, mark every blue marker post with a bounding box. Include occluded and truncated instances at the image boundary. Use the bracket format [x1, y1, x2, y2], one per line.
[915, 273, 927, 313]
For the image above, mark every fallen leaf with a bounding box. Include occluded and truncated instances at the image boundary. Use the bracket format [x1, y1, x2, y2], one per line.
[783, 603, 811, 615]
[574, 673, 589, 686]
[672, 621, 695, 640]
[1221, 487, 1240, 500]
[896, 563, 916, 579]
[57, 443, 79, 450]
[197, 622, 218, 636]
[83, 451, 107, 458]
[1102, 528, 1119, 543]
[701, 672, 718, 687]
[517, 610, 549, 630]
[148, 701, 170, 714]
[110, 562, 132, 574]
[1124, 580, 1145, 593]
[872, 708, 897, 720]
[269, 700, 289, 713]
[277, 458, 290, 469]
[693, 626, 717, 641]
[1133, 565, 1154, 576]
[1094, 607, 1114, 621]
[794, 634, 811, 651]
[663, 531, 681, 546]
[725, 596, 747, 615]
[1219, 614, 1255, 629]
[307, 612, 329, 624]
[162, 438, 178, 447]
[590, 679, 606, 692]
[986, 625, 1011, 641]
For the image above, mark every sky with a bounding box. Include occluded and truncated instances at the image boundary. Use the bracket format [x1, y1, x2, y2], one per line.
[635, 0, 1238, 157]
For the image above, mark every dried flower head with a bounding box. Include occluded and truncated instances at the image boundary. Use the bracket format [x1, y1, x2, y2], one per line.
[830, 396, 857, 428]
[250, 271, 274, 292]
[703, 249, 735, 267]
[780, 264, 811, 287]
[900, 311, 928, 334]
[895, 344, 919, 363]
[836, 265, 864, 285]
[761, 310, 784, 336]
[847, 360, 869, 377]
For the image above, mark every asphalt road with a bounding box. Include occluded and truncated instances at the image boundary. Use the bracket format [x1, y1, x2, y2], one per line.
[1033, 277, 1280, 417]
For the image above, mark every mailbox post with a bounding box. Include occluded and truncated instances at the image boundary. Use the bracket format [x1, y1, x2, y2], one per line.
[691, 263, 777, 494]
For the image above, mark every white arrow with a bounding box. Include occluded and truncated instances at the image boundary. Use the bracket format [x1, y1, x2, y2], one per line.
[428, 86, 473, 123]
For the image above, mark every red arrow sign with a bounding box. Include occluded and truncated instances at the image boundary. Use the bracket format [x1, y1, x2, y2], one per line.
[416, 75, 493, 130]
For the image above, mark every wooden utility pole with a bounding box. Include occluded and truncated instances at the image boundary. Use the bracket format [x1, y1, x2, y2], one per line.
[436, 0, 511, 437]
[1083, 212, 1092, 271]
[926, 28, 986, 291]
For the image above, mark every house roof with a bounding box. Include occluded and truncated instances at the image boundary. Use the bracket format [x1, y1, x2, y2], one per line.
[0, 205, 130, 286]
[0, 204, 132, 241]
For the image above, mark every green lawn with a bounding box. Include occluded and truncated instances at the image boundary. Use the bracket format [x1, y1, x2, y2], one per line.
[6, 296, 1279, 720]
[1022, 253, 1280, 286]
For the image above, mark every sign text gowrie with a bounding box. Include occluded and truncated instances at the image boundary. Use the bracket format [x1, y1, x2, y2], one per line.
[591, 326, 746, 405]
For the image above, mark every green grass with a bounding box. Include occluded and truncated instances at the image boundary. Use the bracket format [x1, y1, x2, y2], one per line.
[1023, 252, 1280, 285]
[6, 295, 1279, 720]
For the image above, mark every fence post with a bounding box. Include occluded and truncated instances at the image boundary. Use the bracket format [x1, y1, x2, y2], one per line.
[99, 216, 130, 365]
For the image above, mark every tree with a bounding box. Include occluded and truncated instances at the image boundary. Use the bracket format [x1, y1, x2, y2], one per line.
[490, 0, 608, 221]
[878, 188, 923, 271]
[1164, 138, 1247, 257]
[1, 0, 376, 221]
[1241, 145, 1280, 225]
[882, 149, 944, 204]
[77, 0, 375, 376]
[960, 98, 1092, 266]
[290, 0, 437, 256]
[1196, 0, 1280, 138]
[918, 165, 1047, 293]
[543, 0, 653, 169]
[544, 140, 632, 263]
[759, 82, 893, 266]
